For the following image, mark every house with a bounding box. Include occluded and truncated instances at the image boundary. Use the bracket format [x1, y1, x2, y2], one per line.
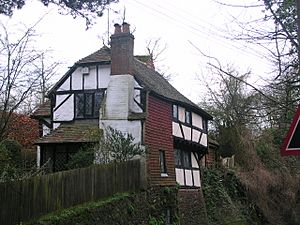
[32, 23, 212, 188]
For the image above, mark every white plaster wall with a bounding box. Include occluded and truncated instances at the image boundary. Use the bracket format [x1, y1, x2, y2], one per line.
[192, 112, 203, 129]
[182, 125, 191, 141]
[134, 80, 142, 88]
[100, 120, 142, 144]
[57, 77, 70, 91]
[42, 124, 51, 136]
[104, 75, 134, 119]
[193, 170, 201, 187]
[84, 66, 97, 89]
[185, 170, 193, 186]
[191, 153, 199, 168]
[192, 129, 201, 143]
[98, 66, 111, 88]
[175, 168, 184, 185]
[72, 68, 83, 90]
[132, 89, 143, 113]
[53, 123, 60, 130]
[172, 122, 183, 138]
[200, 133, 208, 147]
[178, 106, 185, 122]
[55, 94, 69, 108]
[53, 95, 74, 121]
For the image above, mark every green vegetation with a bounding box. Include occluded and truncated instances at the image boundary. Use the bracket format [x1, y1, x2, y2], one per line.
[26, 187, 179, 225]
[202, 168, 267, 225]
[67, 126, 146, 170]
[0, 139, 22, 181]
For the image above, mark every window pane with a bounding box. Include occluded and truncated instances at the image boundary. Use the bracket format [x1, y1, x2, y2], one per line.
[75, 93, 84, 118]
[185, 111, 191, 124]
[174, 149, 181, 166]
[159, 150, 167, 174]
[85, 93, 93, 116]
[183, 151, 191, 168]
[94, 91, 104, 117]
[173, 105, 178, 119]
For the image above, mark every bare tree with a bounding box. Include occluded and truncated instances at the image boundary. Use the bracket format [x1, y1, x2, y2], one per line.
[0, 23, 44, 140]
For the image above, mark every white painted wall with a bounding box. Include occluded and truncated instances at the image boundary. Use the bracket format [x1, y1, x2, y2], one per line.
[200, 133, 208, 147]
[84, 66, 97, 89]
[58, 77, 70, 91]
[53, 123, 60, 130]
[172, 122, 183, 138]
[185, 170, 193, 186]
[53, 95, 74, 121]
[104, 75, 134, 119]
[98, 66, 111, 88]
[42, 124, 51, 136]
[192, 129, 201, 143]
[191, 153, 198, 168]
[193, 170, 201, 187]
[175, 168, 184, 185]
[100, 120, 142, 144]
[71, 68, 83, 90]
[182, 125, 191, 141]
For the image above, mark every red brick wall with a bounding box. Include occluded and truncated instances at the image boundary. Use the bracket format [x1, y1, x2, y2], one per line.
[205, 148, 216, 167]
[144, 94, 176, 186]
[178, 189, 209, 225]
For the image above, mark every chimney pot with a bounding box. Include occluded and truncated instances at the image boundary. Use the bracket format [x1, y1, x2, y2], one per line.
[122, 22, 130, 33]
[114, 23, 121, 34]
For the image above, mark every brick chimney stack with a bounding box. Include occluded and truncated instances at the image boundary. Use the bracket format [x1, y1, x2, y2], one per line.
[110, 22, 134, 75]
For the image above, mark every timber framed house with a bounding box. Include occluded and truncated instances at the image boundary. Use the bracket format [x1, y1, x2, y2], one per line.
[32, 23, 213, 188]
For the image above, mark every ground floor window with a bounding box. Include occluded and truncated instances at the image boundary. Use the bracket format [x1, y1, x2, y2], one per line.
[159, 150, 168, 176]
[174, 148, 192, 168]
[41, 144, 81, 172]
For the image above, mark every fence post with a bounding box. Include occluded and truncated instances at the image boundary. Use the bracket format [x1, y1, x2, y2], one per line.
[139, 157, 147, 190]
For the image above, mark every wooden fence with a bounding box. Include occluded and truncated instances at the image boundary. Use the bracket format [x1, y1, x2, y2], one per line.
[0, 159, 147, 225]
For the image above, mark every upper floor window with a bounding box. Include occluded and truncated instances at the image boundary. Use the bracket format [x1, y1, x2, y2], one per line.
[172, 104, 178, 119]
[75, 91, 104, 118]
[185, 111, 191, 124]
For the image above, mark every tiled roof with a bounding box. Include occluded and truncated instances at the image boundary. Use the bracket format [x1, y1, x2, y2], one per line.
[75, 47, 212, 119]
[31, 101, 51, 118]
[35, 123, 100, 144]
[133, 60, 212, 118]
[46, 46, 212, 119]
[76, 46, 111, 64]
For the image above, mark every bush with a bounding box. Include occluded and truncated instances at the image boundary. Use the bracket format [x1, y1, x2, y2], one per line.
[96, 126, 146, 164]
[0, 139, 22, 165]
[66, 144, 95, 169]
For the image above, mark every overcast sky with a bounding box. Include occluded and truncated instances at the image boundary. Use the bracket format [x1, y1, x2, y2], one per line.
[0, 0, 272, 103]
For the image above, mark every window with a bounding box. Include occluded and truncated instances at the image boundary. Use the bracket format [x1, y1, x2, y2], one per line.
[159, 150, 167, 175]
[174, 149, 192, 168]
[185, 111, 191, 124]
[172, 104, 178, 119]
[75, 91, 104, 118]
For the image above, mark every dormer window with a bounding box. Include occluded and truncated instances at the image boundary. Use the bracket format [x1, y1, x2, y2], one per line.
[185, 111, 191, 124]
[172, 104, 178, 119]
